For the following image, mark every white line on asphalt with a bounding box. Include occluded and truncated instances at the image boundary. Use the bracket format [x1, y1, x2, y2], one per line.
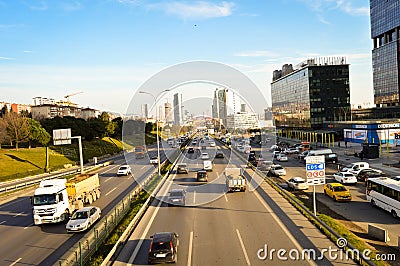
[127, 180, 172, 265]
[9, 258, 22, 266]
[193, 191, 196, 204]
[13, 212, 24, 218]
[105, 187, 117, 197]
[104, 177, 113, 183]
[101, 165, 119, 174]
[236, 229, 251, 266]
[24, 223, 33, 229]
[0, 221, 5, 225]
[253, 188, 316, 266]
[140, 165, 146, 170]
[187, 231, 194, 266]
[224, 194, 228, 202]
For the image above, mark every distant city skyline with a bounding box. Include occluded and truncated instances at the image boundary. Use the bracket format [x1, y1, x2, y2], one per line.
[1, 0, 373, 114]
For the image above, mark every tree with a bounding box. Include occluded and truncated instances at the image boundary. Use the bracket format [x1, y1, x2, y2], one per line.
[0, 118, 10, 149]
[3, 112, 30, 150]
[0, 104, 8, 118]
[29, 118, 51, 147]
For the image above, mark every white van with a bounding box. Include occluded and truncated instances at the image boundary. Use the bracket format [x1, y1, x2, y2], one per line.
[342, 162, 370, 175]
[203, 160, 213, 171]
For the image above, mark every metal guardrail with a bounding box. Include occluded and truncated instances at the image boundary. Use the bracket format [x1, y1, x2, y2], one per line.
[0, 162, 113, 195]
[223, 140, 376, 266]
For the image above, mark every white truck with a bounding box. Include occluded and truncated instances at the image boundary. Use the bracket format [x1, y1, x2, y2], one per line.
[32, 173, 101, 225]
[225, 168, 247, 192]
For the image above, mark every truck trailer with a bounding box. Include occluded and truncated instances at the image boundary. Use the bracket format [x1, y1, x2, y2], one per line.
[225, 168, 247, 192]
[32, 173, 101, 225]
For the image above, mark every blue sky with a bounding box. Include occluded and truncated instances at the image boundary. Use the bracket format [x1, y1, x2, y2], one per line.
[0, 0, 372, 114]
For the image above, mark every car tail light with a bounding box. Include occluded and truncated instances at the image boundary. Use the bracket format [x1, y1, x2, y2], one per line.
[149, 242, 153, 252]
[170, 241, 174, 253]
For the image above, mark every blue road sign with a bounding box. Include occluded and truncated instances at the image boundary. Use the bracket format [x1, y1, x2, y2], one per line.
[306, 163, 325, 171]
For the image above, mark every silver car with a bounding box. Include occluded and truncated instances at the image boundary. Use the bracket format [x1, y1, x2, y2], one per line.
[167, 189, 186, 206]
[66, 206, 101, 233]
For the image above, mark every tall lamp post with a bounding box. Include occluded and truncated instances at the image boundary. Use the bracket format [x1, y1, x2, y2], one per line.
[139, 89, 170, 176]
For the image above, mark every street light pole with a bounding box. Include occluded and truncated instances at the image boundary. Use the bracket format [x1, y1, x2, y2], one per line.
[139, 90, 170, 176]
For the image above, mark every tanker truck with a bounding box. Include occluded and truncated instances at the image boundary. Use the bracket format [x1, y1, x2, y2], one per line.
[32, 173, 101, 225]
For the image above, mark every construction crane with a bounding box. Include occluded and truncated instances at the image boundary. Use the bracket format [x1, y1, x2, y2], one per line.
[64, 91, 83, 103]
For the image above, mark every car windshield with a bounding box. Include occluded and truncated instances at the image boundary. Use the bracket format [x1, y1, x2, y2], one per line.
[72, 211, 89, 220]
[294, 180, 305, 183]
[33, 194, 57, 206]
[119, 166, 128, 170]
[275, 166, 283, 170]
[334, 186, 347, 192]
[170, 191, 184, 197]
[198, 172, 206, 177]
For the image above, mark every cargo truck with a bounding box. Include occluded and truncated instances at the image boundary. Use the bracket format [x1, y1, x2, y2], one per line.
[134, 146, 146, 159]
[225, 168, 246, 192]
[32, 173, 101, 225]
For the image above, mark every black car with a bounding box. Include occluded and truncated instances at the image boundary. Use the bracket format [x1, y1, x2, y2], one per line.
[216, 151, 224, 158]
[248, 153, 257, 166]
[357, 169, 383, 182]
[188, 147, 195, 153]
[148, 232, 179, 264]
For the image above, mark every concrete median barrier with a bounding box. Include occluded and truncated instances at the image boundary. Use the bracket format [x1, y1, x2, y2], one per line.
[368, 224, 390, 242]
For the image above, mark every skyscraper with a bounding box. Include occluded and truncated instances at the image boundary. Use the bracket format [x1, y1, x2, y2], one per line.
[173, 93, 183, 126]
[212, 88, 227, 128]
[141, 103, 148, 119]
[164, 102, 173, 123]
[370, 0, 400, 107]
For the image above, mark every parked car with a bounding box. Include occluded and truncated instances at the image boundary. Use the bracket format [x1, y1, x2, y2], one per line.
[341, 162, 370, 176]
[258, 160, 273, 171]
[197, 170, 208, 182]
[176, 163, 189, 174]
[117, 165, 132, 176]
[188, 147, 195, 153]
[215, 151, 224, 158]
[287, 177, 309, 190]
[357, 168, 383, 181]
[150, 156, 158, 164]
[323, 183, 352, 201]
[200, 153, 210, 160]
[276, 153, 288, 162]
[66, 206, 101, 233]
[148, 232, 179, 264]
[270, 165, 286, 176]
[285, 147, 299, 154]
[167, 189, 186, 206]
[333, 172, 357, 184]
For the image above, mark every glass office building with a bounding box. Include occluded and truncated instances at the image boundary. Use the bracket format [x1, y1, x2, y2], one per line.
[370, 0, 400, 107]
[271, 57, 350, 129]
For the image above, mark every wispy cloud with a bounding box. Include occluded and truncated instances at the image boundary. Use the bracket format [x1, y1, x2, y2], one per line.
[0, 56, 16, 60]
[335, 0, 369, 16]
[116, 0, 140, 5]
[147, 1, 235, 20]
[23, 50, 34, 53]
[26, 0, 48, 11]
[61, 1, 83, 11]
[298, 0, 369, 18]
[235, 50, 279, 58]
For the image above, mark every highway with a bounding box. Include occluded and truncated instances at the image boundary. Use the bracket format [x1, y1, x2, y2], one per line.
[0, 141, 174, 266]
[112, 139, 356, 265]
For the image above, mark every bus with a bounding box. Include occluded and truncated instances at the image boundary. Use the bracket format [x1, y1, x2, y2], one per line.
[366, 177, 400, 218]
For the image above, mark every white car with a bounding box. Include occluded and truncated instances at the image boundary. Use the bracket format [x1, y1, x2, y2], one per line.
[66, 206, 101, 233]
[276, 153, 288, 162]
[209, 142, 216, 147]
[200, 153, 210, 160]
[150, 156, 158, 164]
[333, 172, 357, 184]
[287, 177, 309, 190]
[117, 165, 132, 176]
[270, 165, 286, 176]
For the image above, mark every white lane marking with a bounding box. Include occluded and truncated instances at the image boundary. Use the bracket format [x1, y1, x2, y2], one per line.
[24, 223, 33, 229]
[9, 258, 22, 266]
[236, 229, 251, 266]
[253, 188, 316, 266]
[187, 231, 194, 266]
[104, 177, 114, 183]
[0, 221, 6, 225]
[105, 187, 117, 197]
[224, 194, 228, 202]
[140, 165, 146, 170]
[13, 212, 24, 218]
[101, 165, 119, 174]
[127, 180, 172, 265]
[193, 191, 196, 204]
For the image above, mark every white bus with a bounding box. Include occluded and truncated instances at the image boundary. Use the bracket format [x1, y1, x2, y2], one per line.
[366, 177, 400, 218]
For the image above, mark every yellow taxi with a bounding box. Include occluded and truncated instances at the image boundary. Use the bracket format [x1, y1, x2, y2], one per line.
[323, 183, 351, 202]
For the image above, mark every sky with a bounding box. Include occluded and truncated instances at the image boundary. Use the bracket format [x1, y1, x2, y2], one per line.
[0, 0, 373, 115]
